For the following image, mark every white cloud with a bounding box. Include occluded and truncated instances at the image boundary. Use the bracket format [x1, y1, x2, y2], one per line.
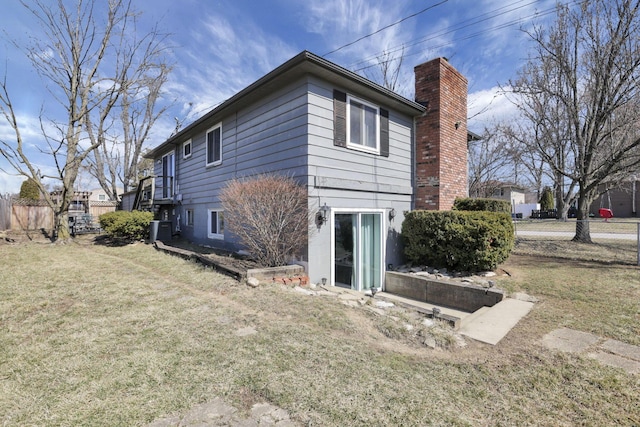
[301, 0, 409, 59]
[290, 0, 424, 98]
[468, 85, 523, 132]
[303, 0, 386, 37]
[0, 170, 24, 195]
[156, 12, 299, 137]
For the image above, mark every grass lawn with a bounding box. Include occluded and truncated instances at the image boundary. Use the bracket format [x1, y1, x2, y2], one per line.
[0, 236, 639, 426]
[514, 218, 640, 234]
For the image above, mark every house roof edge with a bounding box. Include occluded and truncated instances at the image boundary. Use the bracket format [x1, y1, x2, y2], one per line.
[146, 50, 425, 158]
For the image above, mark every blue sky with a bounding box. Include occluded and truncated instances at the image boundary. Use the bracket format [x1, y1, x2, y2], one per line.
[0, 0, 563, 194]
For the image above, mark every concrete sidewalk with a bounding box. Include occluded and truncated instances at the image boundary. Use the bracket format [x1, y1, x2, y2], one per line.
[542, 328, 640, 374]
[458, 298, 535, 345]
[516, 230, 637, 240]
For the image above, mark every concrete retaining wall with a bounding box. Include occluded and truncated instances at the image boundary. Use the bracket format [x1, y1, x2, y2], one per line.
[247, 265, 305, 281]
[385, 271, 504, 312]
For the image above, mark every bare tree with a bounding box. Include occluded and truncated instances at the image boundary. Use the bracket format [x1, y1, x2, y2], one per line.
[511, 0, 640, 242]
[364, 47, 406, 93]
[0, 0, 170, 240]
[220, 175, 315, 267]
[500, 120, 574, 215]
[86, 54, 172, 200]
[468, 125, 519, 198]
[509, 125, 548, 202]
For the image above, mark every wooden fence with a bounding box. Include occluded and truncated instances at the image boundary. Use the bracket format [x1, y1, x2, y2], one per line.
[0, 198, 117, 232]
[88, 201, 119, 218]
[0, 194, 11, 231]
[10, 199, 54, 231]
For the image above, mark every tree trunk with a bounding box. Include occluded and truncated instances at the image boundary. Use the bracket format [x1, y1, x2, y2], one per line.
[54, 210, 71, 241]
[572, 192, 593, 243]
[556, 197, 567, 221]
[52, 187, 74, 242]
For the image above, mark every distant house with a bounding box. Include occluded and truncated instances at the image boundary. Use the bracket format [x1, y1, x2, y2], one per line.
[143, 51, 469, 290]
[7, 189, 117, 233]
[471, 182, 537, 217]
[88, 187, 122, 202]
[492, 183, 526, 205]
[50, 190, 92, 216]
[590, 177, 639, 218]
[471, 181, 526, 203]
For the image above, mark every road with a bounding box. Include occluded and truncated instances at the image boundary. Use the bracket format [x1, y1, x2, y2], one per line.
[516, 230, 638, 241]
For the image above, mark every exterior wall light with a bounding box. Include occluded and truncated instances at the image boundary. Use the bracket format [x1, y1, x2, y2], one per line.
[389, 208, 396, 221]
[317, 203, 330, 225]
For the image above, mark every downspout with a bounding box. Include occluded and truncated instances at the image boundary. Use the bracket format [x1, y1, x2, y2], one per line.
[173, 146, 179, 234]
[411, 116, 417, 211]
[234, 112, 238, 179]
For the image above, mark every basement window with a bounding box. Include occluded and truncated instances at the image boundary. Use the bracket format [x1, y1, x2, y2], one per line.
[208, 209, 224, 239]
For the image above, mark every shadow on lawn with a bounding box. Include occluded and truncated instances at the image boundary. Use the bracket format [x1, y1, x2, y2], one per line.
[91, 234, 138, 247]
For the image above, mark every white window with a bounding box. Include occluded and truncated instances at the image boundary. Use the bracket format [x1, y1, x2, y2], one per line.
[347, 95, 379, 153]
[98, 194, 106, 201]
[183, 139, 192, 159]
[208, 209, 224, 239]
[186, 209, 194, 226]
[206, 124, 222, 166]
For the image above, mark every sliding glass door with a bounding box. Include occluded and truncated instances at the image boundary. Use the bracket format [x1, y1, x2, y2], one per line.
[333, 212, 383, 291]
[360, 213, 381, 290]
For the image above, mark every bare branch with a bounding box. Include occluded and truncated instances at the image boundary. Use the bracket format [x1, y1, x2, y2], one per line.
[510, 0, 640, 241]
[1, 0, 173, 240]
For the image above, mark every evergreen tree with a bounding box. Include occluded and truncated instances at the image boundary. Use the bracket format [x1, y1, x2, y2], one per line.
[539, 186, 554, 211]
[19, 178, 40, 200]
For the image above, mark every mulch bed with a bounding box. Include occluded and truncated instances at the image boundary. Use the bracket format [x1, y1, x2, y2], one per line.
[153, 239, 263, 280]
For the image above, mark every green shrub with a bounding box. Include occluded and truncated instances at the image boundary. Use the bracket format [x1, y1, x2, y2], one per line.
[453, 197, 511, 213]
[402, 210, 514, 272]
[19, 178, 40, 200]
[99, 210, 154, 240]
[539, 186, 554, 211]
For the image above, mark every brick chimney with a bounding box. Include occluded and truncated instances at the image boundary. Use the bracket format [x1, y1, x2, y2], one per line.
[414, 58, 468, 210]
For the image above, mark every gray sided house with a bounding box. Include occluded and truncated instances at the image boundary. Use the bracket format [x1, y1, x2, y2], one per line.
[145, 51, 469, 291]
[589, 177, 640, 218]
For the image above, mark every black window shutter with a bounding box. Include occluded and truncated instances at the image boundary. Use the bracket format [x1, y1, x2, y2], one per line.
[380, 108, 389, 157]
[333, 90, 347, 147]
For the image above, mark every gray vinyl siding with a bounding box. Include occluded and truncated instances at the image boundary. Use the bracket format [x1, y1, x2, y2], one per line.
[307, 77, 413, 192]
[152, 74, 416, 285]
[305, 77, 414, 283]
[163, 79, 311, 248]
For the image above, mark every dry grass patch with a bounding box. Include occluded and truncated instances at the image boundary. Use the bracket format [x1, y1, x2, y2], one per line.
[514, 218, 639, 233]
[513, 237, 637, 265]
[504, 239, 640, 346]
[0, 236, 639, 426]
